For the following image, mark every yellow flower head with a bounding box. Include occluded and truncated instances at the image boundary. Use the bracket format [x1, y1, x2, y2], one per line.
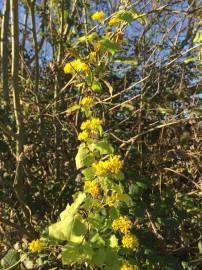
[112, 216, 132, 234]
[89, 51, 97, 61]
[78, 130, 89, 141]
[64, 59, 89, 74]
[121, 261, 139, 270]
[80, 96, 93, 106]
[109, 16, 121, 26]
[64, 62, 74, 74]
[94, 42, 101, 51]
[91, 11, 105, 21]
[80, 118, 103, 131]
[108, 155, 123, 174]
[84, 180, 100, 197]
[93, 155, 123, 175]
[29, 239, 43, 252]
[122, 233, 139, 249]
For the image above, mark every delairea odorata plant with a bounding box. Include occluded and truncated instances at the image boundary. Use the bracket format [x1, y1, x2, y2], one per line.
[28, 3, 146, 269]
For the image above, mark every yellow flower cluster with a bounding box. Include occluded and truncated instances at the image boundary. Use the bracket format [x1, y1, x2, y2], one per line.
[109, 16, 121, 26]
[29, 239, 43, 252]
[64, 59, 89, 74]
[81, 118, 103, 131]
[80, 96, 93, 106]
[89, 51, 97, 61]
[112, 216, 132, 234]
[78, 130, 89, 141]
[91, 11, 105, 21]
[93, 155, 123, 175]
[121, 261, 139, 270]
[122, 233, 139, 249]
[84, 180, 100, 197]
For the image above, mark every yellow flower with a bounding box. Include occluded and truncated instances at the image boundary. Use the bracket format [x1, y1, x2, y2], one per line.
[108, 155, 123, 174]
[64, 62, 74, 74]
[74, 59, 89, 72]
[64, 59, 89, 74]
[112, 216, 132, 234]
[89, 51, 97, 61]
[29, 239, 43, 252]
[94, 42, 101, 51]
[109, 16, 121, 26]
[84, 180, 100, 197]
[122, 233, 139, 249]
[80, 118, 103, 131]
[91, 11, 105, 21]
[80, 96, 93, 106]
[78, 130, 89, 141]
[93, 155, 123, 175]
[121, 261, 139, 270]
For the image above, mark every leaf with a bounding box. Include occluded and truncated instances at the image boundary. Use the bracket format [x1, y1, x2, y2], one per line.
[62, 243, 93, 265]
[75, 143, 90, 169]
[99, 38, 120, 55]
[82, 167, 96, 180]
[64, 104, 80, 113]
[90, 232, 105, 245]
[118, 194, 132, 206]
[114, 8, 147, 25]
[72, 217, 86, 236]
[1, 249, 20, 269]
[89, 140, 114, 155]
[91, 80, 102, 92]
[105, 248, 120, 270]
[130, 8, 147, 24]
[184, 56, 198, 64]
[193, 30, 202, 43]
[109, 235, 119, 248]
[117, 10, 133, 24]
[92, 248, 106, 267]
[49, 193, 86, 241]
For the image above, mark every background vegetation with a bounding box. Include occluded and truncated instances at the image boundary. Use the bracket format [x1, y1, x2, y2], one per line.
[0, 0, 201, 269]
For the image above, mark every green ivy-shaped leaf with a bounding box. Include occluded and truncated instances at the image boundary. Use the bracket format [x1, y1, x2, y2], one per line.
[49, 192, 86, 241]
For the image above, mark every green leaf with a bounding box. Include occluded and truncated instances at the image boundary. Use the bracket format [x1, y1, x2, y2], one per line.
[90, 232, 105, 245]
[1, 249, 20, 269]
[49, 193, 86, 241]
[100, 38, 120, 55]
[118, 194, 132, 206]
[75, 143, 94, 169]
[109, 235, 119, 248]
[130, 8, 147, 24]
[89, 140, 114, 155]
[82, 167, 96, 180]
[92, 80, 102, 92]
[92, 248, 106, 267]
[64, 104, 80, 113]
[105, 248, 121, 270]
[62, 243, 93, 265]
[184, 56, 198, 64]
[193, 30, 202, 43]
[117, 10, 133, 23]
[72, 217, 86, 236]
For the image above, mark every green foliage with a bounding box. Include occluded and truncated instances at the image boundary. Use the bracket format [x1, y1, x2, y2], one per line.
[0, 250, 20, 270]
[49, 192, 86, 241]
